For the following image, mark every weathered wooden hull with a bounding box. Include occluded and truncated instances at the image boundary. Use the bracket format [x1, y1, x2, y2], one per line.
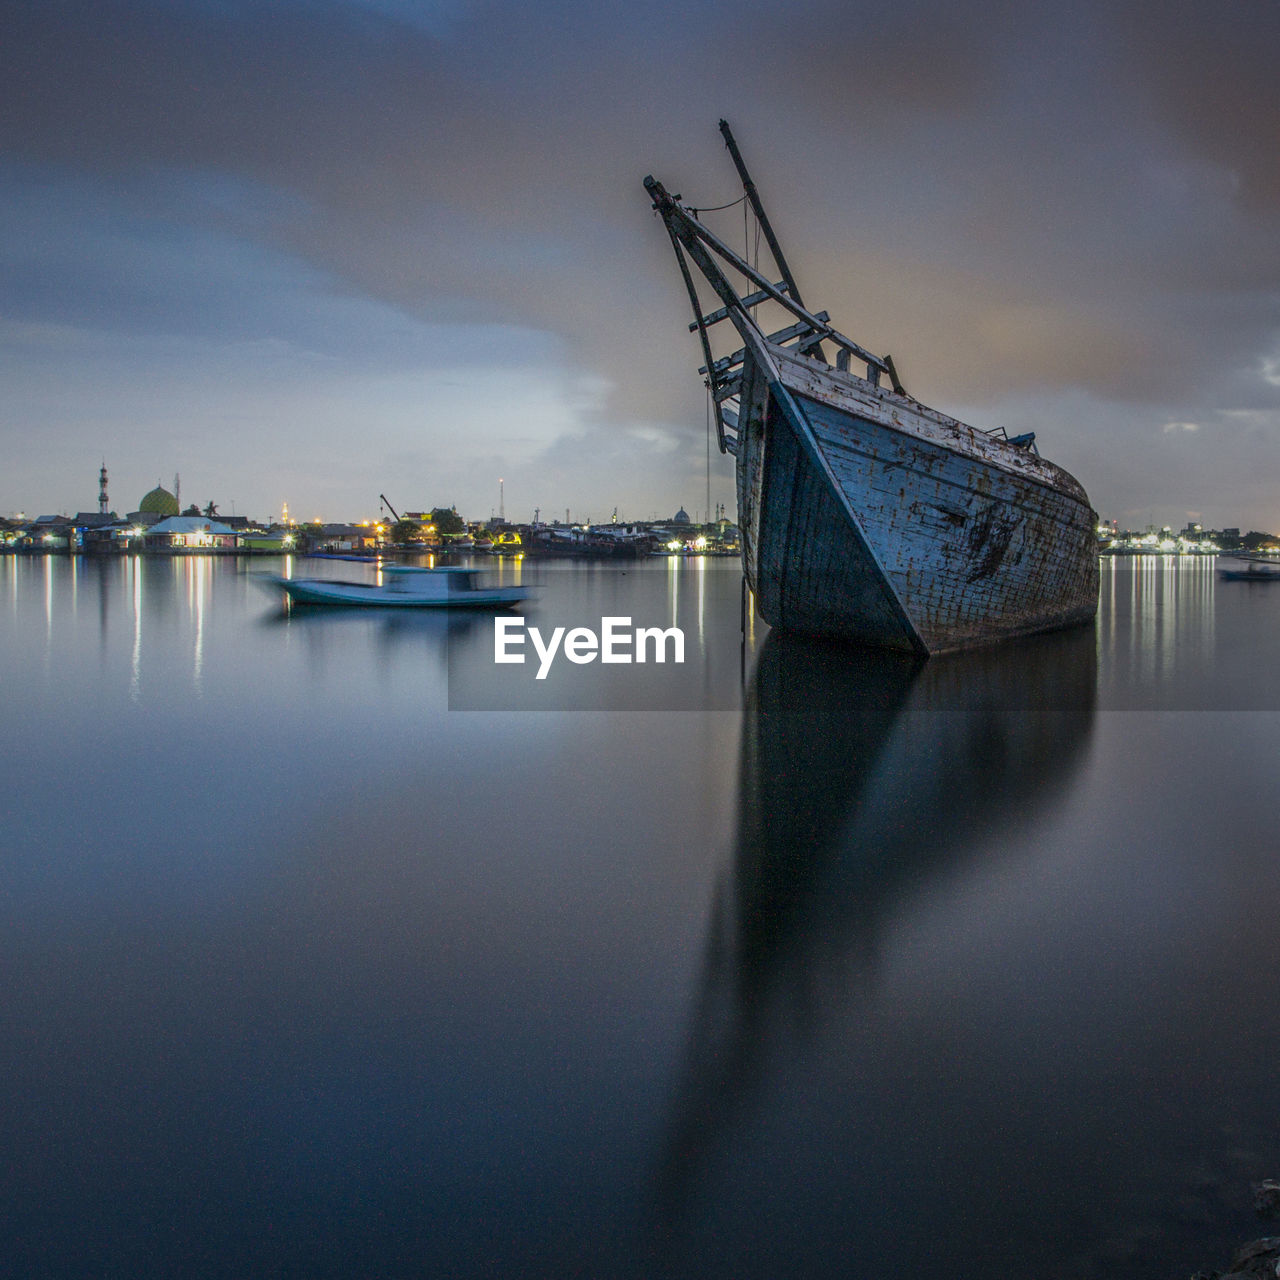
[736, 346, 1098, 654]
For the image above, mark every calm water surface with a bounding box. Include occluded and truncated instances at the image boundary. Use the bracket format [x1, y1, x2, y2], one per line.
[3, 553, 1280, 1278]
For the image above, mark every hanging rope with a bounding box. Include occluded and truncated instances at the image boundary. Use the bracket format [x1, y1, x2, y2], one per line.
[706, 384, 713, 526]
[688, 193, 747, 217]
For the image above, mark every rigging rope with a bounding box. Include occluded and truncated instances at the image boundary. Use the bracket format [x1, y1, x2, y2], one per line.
[706, 384, 712, 524]
[688, 193, 747, 216]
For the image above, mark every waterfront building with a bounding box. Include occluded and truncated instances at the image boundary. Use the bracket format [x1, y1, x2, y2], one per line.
[315, 523, 377, 551]
[70, 511, 129, 553]
[16, 515, 74, 549]
[143, 516, 237, 550]
[238, 530, 296, 552]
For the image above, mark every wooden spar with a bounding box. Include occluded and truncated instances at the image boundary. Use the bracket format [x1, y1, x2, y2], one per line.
[666, 224, 728, 453]
[645, 176, 889, 378]
[691, 282, 788, 332]
[718, 119, 824, 359]
[884, 353, 906, 397]
[718, 120, 806, 312]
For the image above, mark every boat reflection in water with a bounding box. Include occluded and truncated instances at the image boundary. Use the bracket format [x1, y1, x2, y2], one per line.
[257, 595, 491, 672]
[654, 624, 1097, 1245]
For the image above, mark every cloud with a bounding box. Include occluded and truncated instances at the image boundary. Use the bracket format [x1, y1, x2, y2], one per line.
[3, 0, 1280, 525]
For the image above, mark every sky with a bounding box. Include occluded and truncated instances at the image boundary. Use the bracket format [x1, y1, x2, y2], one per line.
[3, 0, 1280, 530]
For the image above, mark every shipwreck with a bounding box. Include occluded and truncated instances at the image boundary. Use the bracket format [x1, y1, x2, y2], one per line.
[645, 122, 1099, 655]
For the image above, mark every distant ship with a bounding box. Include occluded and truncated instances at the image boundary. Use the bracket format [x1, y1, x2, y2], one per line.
[644, 122, 1098, 655]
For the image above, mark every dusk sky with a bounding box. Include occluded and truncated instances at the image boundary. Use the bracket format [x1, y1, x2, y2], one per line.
[5, 0, 1280, 530]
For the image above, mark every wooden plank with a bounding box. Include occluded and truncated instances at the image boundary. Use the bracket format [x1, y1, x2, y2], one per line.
[713, 375, 742, 403]
[690, 283, 788, 332]
[700, 314, 830, 376]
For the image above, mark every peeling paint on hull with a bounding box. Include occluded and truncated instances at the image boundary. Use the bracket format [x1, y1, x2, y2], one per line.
[737, 350, 1099, 655]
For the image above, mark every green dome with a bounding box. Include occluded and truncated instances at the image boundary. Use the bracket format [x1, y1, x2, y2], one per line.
[139, 485, 179, 516]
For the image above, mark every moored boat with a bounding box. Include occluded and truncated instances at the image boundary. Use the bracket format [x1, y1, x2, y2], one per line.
[265, 565, 527, 608]
[644, 122, 1099, 655]
[1220, 554, 1280, 580]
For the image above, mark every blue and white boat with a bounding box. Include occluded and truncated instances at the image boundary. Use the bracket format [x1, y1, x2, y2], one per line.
[267, 565, 527, 609]
[1219, 554, 1280, 581]
[644, 123, 1099, 655]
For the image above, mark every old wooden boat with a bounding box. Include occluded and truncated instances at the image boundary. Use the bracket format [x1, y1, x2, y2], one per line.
[265, 565, 527, 608]
[644, 122, 1099, 655]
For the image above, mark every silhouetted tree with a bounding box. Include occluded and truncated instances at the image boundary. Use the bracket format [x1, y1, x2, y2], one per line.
[390, 519, 423, 545]
[431, 507, 465, 536]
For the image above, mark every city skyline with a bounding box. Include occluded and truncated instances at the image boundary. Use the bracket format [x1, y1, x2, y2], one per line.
[9, 464, 1280, 539]
[4, 465, 713, 528]
[5, 2, 1280, 530]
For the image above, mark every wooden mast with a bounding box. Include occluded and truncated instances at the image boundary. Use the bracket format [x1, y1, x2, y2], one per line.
[718, 119, 823, 360]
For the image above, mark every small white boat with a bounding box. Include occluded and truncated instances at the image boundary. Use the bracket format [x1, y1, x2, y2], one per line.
[267, 565, 528, 608]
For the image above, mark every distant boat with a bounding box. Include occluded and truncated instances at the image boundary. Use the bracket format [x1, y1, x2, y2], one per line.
[265, 565, 527, 608]
[1220, 554, 1280, 581]
[644, 122, 1099, 655]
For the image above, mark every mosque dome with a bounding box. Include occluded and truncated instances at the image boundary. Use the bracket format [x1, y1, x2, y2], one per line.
[139, 485, 179, 517]
[672, 506, 691, 524]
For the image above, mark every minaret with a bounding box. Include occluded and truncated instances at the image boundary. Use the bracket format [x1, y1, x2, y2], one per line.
[98, 461, 109, 516]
